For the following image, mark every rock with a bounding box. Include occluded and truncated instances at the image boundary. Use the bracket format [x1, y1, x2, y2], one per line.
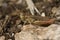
[52, 7, 57, 14]
[15, 31, 39, 40]
[15, 24, 60, 40]
[52, 7, 60, 21]
[21, 24, 37, 31]
[52, 7, 60, 16]
[43, 24, 60, 40]
[34, 24, 60, 40]
[0, 36, 5, 40]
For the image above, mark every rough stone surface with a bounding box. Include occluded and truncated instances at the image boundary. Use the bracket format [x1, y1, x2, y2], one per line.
[0, 36, 5, 40]
[15, 24, 60, 40]
[15, 31, 39, 40]
[46, 24, 60, 40]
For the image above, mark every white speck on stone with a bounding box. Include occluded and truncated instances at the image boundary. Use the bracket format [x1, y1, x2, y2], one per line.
[41, 12, 45, 17]
[12, 33, 14, 36]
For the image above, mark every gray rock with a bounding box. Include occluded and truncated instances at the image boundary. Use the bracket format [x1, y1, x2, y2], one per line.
[15, 31, 39, 40]
[15, 24, 60, 40]
[45, 24, 60, 40]
[0, 36, 5, 40]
